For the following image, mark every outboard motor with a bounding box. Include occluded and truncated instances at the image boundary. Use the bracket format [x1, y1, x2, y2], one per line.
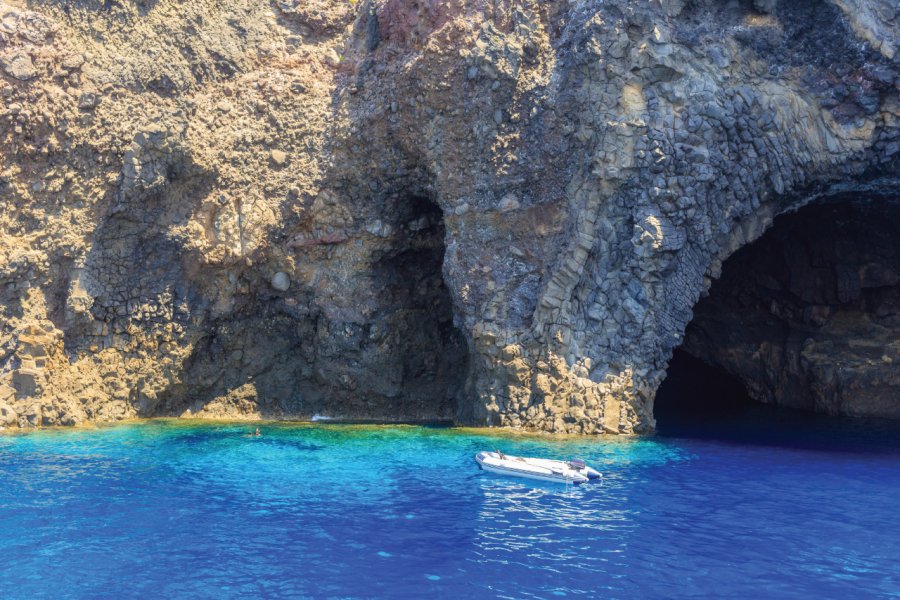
[568, 458, 586, 471]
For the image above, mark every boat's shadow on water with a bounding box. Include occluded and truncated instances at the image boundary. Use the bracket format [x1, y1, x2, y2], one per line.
[655, 404, 900, 455]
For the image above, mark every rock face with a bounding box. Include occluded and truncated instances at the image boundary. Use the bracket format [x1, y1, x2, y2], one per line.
[0, 0, 897, 432]
[682, 198, 900, 418]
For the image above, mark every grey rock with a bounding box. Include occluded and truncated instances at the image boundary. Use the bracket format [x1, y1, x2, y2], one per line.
[498, 194, 520, 213]
[78, 92, 100, 110]
[271, 272, 291, 292]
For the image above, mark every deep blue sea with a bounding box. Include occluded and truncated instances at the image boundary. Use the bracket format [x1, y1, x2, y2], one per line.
[1, 409, 899, 599]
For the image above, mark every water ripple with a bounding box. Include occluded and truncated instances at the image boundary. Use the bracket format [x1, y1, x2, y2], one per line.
[0, 420, 898, 598]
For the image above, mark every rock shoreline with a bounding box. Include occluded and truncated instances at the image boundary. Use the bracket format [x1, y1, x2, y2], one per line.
[0, 0, 897, 432]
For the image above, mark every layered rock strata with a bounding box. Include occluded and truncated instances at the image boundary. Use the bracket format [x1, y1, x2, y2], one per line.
[0, 0, 898, 431]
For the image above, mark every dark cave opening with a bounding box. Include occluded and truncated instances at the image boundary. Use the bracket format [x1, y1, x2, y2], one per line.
[371, 194, 470, 421]
[157, 193, 472, 424]
[654, 349, 754, 424]
[655, 196, 900, 431]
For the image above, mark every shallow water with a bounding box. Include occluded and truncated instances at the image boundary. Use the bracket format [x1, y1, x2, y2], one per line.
[1, 411, 899, 599]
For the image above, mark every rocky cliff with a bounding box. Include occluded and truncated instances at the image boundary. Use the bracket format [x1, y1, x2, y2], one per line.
[0, 0, 897, 432]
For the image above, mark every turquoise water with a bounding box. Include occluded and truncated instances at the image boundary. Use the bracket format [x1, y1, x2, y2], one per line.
[1, 415, 899, 598]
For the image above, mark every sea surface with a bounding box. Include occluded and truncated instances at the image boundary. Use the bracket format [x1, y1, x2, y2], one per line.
[1, 409, 899, 599]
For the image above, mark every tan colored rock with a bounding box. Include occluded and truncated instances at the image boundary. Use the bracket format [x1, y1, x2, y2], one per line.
[0, 402, 16, 426]
[270, 149, 288, 166]
[0, 0, 896, 435]
[1, 51, 38, 80]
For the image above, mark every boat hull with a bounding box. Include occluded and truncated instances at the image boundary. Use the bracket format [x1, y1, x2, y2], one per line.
[475, 451, 596, 485]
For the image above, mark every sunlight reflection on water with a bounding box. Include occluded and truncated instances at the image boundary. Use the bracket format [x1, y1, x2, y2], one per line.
[0, 419, 898, 598]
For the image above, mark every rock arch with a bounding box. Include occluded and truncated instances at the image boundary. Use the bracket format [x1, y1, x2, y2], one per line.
[664, 192, 900, 419]
[146, 0, 900, 433]
[336, 0, 900, 433]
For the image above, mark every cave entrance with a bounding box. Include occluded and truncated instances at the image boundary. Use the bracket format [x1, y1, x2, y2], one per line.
[655, 196, 900, 431]
[654, 349, 754, 431]
[371, 194, 470, 422]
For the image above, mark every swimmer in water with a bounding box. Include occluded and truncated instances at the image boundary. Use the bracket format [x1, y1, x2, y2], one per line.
[255, 427, 261, 437]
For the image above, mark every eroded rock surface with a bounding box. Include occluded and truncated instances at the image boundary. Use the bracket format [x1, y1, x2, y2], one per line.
[683, 198, 900, 418]
[0, 0, 897, 431]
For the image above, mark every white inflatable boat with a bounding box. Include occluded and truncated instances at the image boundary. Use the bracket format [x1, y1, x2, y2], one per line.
[475, 451, 601, 485]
